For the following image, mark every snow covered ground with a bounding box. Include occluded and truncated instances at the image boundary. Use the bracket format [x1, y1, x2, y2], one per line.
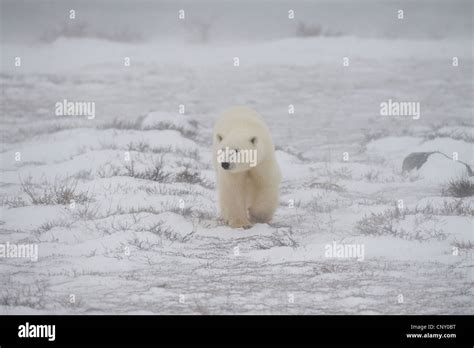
[0, 0, 473, 314]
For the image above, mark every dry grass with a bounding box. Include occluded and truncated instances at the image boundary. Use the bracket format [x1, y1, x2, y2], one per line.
[137, 222, 194, 243]
[20, 176, 92, 205]
[124, 159, 172, 183]
[255, 228, 298, 249]
[444, 176, 474, 198]
[36, 219, 73, 233]
[451, 240, 474, 251]
[100, 115, 146, 130]
[355, 206, 447, 241]
[0, 281, 48, 309]
[142, 121, 197, 139]
[356, 199, 473, 240]
[0, 196, 27, 208]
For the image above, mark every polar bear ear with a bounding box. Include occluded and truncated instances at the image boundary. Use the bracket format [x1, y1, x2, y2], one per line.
[250, 136, 257, 145]
[216, 134, 223, 142]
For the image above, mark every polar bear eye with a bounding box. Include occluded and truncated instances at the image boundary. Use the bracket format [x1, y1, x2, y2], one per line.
[217, 134, 223, 142]
[250, 136, 257, 145]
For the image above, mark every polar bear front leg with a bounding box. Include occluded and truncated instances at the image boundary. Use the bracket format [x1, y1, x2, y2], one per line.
[249, 184, 279, 223]
[218, 173, 251, 229]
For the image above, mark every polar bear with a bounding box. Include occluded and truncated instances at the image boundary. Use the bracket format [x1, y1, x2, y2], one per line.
[213, 106, 281, 228]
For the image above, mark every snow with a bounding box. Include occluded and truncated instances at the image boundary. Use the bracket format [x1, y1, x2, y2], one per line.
[416, 153, 471, 183]
[0, 0, 473, 314]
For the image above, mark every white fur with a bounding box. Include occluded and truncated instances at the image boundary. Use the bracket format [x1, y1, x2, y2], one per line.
[213, 106, 281, 228]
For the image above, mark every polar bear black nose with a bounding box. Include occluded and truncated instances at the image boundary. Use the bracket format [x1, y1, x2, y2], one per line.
[221, 162, 230, 170]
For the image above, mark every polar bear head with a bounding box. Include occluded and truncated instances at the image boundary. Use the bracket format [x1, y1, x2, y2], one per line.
[213, 106, 274, 173]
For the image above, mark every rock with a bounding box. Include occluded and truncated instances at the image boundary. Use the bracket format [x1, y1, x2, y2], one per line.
[402, 151, 473, 183]
[402, 152, 436, 172]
